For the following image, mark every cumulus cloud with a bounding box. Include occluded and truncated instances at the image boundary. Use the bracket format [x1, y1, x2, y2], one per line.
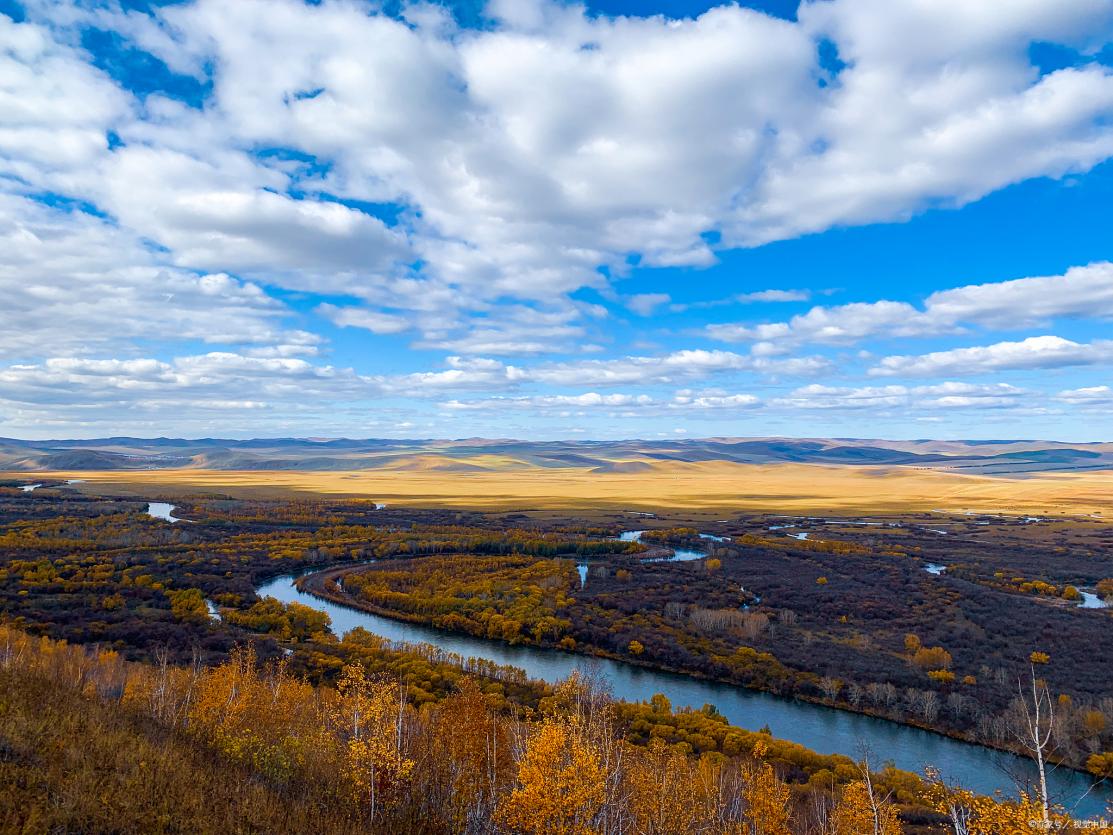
[0, 351, 382, 434]
[0, 193, 308, 359]
[0, 13, 129, 180]
[8, 1, 1113, 356]
[709, 262, 1113, 347]
[380, 347, 826, 398]
[4, 1, 1113, 435]
[443, 392, 655, 411]
[924, 261, 1113, 328]
[317, 303, 411, 335]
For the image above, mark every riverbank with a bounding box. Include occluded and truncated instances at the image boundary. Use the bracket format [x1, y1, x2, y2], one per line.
[294, 562, 1046, 761]
[269, 561, 1111, 818]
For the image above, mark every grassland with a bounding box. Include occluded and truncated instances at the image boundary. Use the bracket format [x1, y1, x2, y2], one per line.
[10, 459, 1113, 515]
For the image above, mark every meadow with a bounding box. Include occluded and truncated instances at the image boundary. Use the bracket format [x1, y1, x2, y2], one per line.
[10, 459, 1113, 515]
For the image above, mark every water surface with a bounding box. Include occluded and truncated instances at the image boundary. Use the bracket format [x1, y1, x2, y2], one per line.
[146, 502, 180, 523]
[255, 567, 1109, 817]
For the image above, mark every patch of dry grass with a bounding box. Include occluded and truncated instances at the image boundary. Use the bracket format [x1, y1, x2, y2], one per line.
[11, 460, 1113, 515]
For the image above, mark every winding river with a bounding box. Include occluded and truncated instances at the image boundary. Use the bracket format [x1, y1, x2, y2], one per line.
[255, 554, 1111, 818]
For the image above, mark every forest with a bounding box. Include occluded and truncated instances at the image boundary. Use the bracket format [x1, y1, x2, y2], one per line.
[0, 623, 1096, 834]
[324, 525, 1113, 776]
[1, 482, 1111, 832]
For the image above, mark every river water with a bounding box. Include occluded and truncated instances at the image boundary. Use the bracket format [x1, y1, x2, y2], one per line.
[255, 561, 1110, 818]
[146, 502, 180, 522]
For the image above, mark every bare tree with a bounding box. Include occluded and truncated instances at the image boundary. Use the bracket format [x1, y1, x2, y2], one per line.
[1006, 664, 1056, 827]
[820, 676, 842, 702]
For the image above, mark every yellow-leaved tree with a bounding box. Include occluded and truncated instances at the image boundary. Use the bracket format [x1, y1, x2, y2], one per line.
[331, 663, 413, 824]
[831, 778, 903, 835]
[742, 740, 793, 835]
[626, 736, 705, 834]
[925, 769, 1078, 835]
[496, 715, 605, 835]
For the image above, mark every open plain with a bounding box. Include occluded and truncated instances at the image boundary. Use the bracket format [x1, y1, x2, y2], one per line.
[12, 459, 1113, 516]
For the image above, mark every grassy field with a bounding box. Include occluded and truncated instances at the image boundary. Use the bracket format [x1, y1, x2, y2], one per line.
[9, 460, 1113, 515]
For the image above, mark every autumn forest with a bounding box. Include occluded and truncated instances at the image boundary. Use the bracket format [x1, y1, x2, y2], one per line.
[1, 481, 1112, 833]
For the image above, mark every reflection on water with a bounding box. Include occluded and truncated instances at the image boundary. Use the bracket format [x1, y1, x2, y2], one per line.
[1079, 591, 1111, 610]
[146, 502, 180, 523]
[255, 567, 1109, 818]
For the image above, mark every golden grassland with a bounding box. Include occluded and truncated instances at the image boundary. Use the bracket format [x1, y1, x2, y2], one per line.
[10, 459, 1113, 515]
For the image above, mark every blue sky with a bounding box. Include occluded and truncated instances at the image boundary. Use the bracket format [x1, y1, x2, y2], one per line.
[2, 0, 1113, 441]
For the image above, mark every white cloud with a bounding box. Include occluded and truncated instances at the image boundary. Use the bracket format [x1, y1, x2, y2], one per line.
[0, 14, 129, 179]
[0, 193, 305, 359]
[708, 300, 931, 344]
[775, 381, 1028, 410]
[671, 288, 811, 313]
[413, 304, 595, 356]
[0, 351, 381, 433]
[1055, 385, 1113, 406]
[526, 349, 830, 387]
[668, 391, 761, 410]
[871, 336, 1113, 377]
[626, 293, 671, 316]
[379, 347, 825, 397]
[443, 392, 654, 411]
[9, 0, 1112, 358]
[775, 384, 911, 410]
[924, 261, 1113, 328]
[736, 289, 811, 303]
[3, 1, 1113, 436]
[317, 303, 411, 335]
[386, 356, 521, 393]
[441, 389, 760, 414]
[708, 261, 1113, 347]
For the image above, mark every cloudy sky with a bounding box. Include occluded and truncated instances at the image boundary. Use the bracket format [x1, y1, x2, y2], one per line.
[2, 0, 1113, 440]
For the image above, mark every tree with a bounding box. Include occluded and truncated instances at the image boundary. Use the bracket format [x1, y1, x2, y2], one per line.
[496, 715, 605, 835]
[1086, 752, 1113, 780]
[167, 588, 208, 623]
[912, 646, 952, 671]
[831, 779, 903, 835]
[742, 740, 792, 835]
[425, 678, 510, 831]
[332, 663, 413, 823]
[627, 736, 705, 834]
[926, 768, 1070, 835]
[1005, 665, 1056, 827]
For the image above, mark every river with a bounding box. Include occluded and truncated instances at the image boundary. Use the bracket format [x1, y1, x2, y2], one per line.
[255, 562, 1110, 818]
[146, 502, 180, 522]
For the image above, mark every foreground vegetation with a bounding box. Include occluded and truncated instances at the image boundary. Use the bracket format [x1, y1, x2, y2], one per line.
[3, 624, 1105, 834]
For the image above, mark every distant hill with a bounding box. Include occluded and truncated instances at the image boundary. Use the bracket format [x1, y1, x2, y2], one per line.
[1, 435, 1111, 476]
